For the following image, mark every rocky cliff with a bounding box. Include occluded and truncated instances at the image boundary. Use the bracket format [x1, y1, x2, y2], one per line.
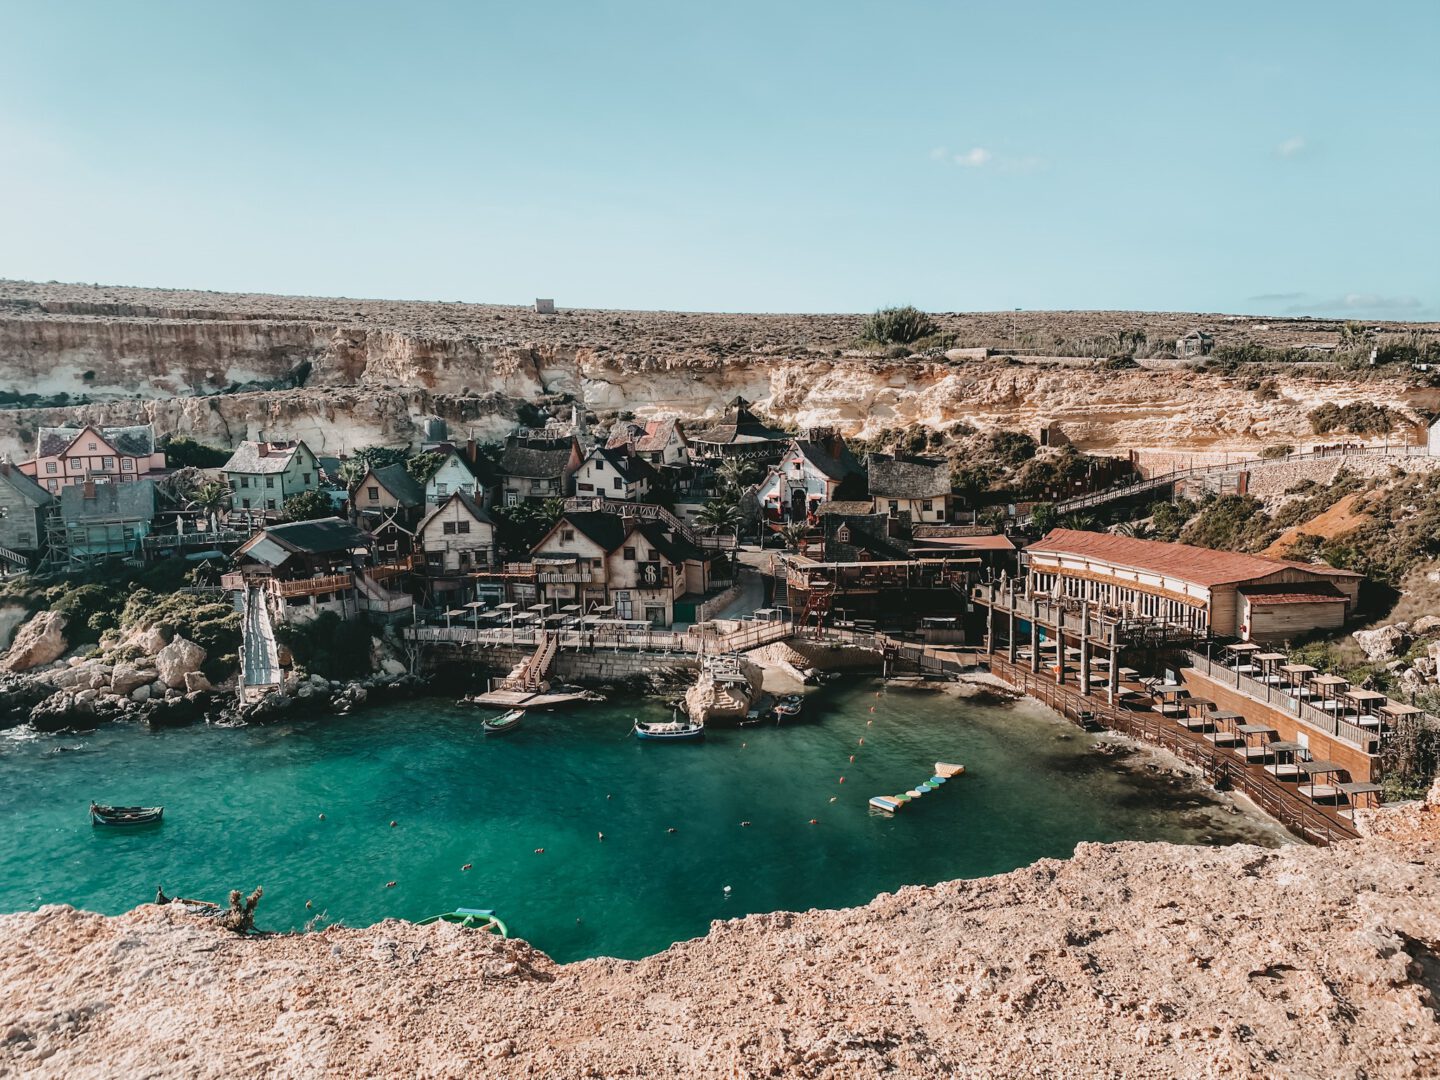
[1, 279, 1437, 460]
[3, 817, 1437, 1078]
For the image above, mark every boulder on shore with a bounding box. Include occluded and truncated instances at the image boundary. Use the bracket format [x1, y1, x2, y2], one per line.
[110, 663, 158, 697]
[1351, 624, 1410, 663]
[156, 636, 206, 690]
[1, 611, 69, 673]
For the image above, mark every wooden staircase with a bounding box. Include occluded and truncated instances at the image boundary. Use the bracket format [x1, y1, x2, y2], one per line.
[499, 631, 559, 693]
[0, 544, 29, 572]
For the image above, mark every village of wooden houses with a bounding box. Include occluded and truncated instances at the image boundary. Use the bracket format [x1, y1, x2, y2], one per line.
[3, 396, 1439, 846]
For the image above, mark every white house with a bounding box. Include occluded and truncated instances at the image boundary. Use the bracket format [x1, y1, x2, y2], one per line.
[425, 447, 481, 505]
[418, 491, 496, 575]
[221, 440, 321, 513]
[755, 432, 865, 523]
[573, 446, 658, 502]
[866, 453, 953, 523]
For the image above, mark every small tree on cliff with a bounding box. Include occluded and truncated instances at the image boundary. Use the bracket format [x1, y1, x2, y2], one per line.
[859, 306, 937, 347]
[281, 490, 334, 522]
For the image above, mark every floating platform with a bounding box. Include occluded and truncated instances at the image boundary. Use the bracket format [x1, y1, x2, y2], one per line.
[871, 763, 964, 812]
[467, 689, 597, 709]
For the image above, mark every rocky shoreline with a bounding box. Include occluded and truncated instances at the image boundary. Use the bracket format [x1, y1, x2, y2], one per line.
[1, 790, 1436, 1078]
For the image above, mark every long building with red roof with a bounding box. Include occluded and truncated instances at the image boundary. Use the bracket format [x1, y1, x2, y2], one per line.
[1023, 528, 1361, 642]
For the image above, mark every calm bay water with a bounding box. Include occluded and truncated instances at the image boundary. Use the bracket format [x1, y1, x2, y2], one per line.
[0, 680, 1287, 962]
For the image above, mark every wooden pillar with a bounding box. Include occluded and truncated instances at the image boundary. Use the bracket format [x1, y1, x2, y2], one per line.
[1079, 600, 1091, 697]
[1055, 605, 1066, 687]
[1107, 640, 1118, 705]
[1007, 604, 1017, 665]
[1030, 596, 1041, 674]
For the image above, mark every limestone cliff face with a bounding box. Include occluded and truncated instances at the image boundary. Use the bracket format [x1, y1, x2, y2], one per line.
[1, 280, 1436, 460]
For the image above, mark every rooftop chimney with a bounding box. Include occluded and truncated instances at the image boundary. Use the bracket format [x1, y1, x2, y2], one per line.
[82, 479, 96, 500]
[0, 457, 10, 477]
[256, 442, 269, 458]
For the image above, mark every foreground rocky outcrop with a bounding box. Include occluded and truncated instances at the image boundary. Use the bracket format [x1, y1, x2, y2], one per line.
[3, 818, 1437, 1077]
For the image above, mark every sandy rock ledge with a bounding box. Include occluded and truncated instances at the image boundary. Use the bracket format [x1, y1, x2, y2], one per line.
[2, 828, 1439, 1079]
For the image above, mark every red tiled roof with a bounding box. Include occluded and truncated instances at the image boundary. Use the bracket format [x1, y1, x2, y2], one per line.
[1239, 583, 1347, 605]
[1026, 528, 1348, 589]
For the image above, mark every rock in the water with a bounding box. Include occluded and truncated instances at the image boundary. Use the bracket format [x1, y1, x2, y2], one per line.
[1351, 624, 1410, 663]
[1, 611, 69, 673]
[155, 635, 206, 689]
[130, 684, 151, 703]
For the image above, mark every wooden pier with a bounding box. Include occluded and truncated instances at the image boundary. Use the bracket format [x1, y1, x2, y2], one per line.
[465, 688, 598, 709]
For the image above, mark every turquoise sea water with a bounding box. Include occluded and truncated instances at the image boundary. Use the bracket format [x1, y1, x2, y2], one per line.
[0, 680, 1286, 962]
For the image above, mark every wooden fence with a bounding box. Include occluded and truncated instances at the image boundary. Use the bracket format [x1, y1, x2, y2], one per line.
[987, 654, 1358, 845]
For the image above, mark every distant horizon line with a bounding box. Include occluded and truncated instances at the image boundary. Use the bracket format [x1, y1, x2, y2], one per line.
[1, 276, 1435, 326]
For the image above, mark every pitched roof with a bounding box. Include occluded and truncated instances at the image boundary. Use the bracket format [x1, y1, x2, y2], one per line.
[867, 453, 952, 499]
[588, 446, 659, 484]
[237, 517, 367, 560]
[821, 512, 911, 561]
[910, 533, 1016, 552]
[39, 424, 155, 458]
[418, 490, 493, 534]
[1026, 528, 1350, 589]
[816, 500, 876, 516]
[549, 510, 629, 554]
[222, 440, 310, 475]
[607, 417, 686, 453]
[365, 463, 425, 508]
[0, 464, 53, 507]
[1238, 583, 1348, 605]
[59, 480, 157, 523]
[500, 437, 577, 479]
[790, 439, 863, 482]
[634, 520, 708, 565]
[692, 396, 789, 446]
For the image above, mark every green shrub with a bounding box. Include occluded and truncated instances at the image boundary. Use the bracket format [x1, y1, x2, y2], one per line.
[859, 306, 937, 346]
[1309, 402, 1400, 436]
[160, 435, 232, 469]
[1260, 444, 1293, 460]
[281, 489, 334, 522]
[1179, 494, 1272, 552]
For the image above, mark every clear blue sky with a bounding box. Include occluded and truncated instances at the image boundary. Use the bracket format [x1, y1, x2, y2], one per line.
[2, 1, 1436, 317]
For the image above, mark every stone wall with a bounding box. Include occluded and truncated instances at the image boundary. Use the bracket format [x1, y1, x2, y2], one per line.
[1244, 453, 1440, 500]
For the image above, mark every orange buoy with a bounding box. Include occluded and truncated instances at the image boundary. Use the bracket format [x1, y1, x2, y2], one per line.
[809, 818, 819, 825]
[838, 776, 845, 784]
[461, 863, 472, 871]
[869, 706, 875, 713]
[389, 820, 397, 828]
[385, 881, 397, 888]
[858, 737, 864, 746]
[849, 755, 855, 763]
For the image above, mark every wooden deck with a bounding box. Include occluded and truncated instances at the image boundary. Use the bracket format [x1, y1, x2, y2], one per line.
[466, 689, 597, 709]
[986, 654, 1359, 845]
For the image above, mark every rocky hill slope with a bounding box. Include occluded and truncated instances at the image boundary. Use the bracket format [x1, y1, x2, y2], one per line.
[3, 797, 1438, 1078]
[1, 280, 1436, 462]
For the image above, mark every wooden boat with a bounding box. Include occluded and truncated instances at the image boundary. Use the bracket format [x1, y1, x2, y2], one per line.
[772, 694, 804, 721]
[481, 709, 524, 735]
[90, 802, 163, 827]
[415, 907, 509, 937]
[633, 712, 705, 741]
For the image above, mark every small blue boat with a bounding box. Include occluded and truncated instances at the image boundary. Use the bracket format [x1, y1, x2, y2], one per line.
[633, 711, 704, 741]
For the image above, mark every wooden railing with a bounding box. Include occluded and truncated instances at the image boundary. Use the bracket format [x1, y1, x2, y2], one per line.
[273, 573, 353, 598]
[987, 653, 1359, 845]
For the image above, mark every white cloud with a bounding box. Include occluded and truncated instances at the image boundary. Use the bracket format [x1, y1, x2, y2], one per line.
[955, 147, 993, 167]
[1277, 135, 1306, 158]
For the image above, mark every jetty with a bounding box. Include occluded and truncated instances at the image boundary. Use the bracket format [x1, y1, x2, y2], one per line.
[465, 688, 599, 709]
[870, 762, 965, 813]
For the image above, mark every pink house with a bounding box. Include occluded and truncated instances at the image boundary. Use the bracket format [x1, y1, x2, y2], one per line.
[19, 424, 167, 494]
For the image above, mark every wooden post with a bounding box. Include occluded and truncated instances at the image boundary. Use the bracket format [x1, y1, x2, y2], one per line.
[1079, 600, 1091, 697]
[1055, 605, 1066, 687]
[984, 587, 994, 656]
[1107, 640, 1118, 705]
[1030, 596, 1041, 674]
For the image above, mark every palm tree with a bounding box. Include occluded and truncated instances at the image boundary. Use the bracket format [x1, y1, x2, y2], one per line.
[780, 521, 810, 552]
[1114, 520, 1154, 540]
[694, 499, 742, 536]
[188, 480, 232, 530]
[716, 457, 759, 495]
[337, 458, 367, 493]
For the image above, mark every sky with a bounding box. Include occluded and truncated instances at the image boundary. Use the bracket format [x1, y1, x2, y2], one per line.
[1, 1, 1437, 317]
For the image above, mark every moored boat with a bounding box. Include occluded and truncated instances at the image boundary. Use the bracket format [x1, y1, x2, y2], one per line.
[90, 802, 164, 827]
[416, 907, 509, 936]
[633, 712, 705, 741]
[481, 709, 524, 735]
[772, 694, 804, 722]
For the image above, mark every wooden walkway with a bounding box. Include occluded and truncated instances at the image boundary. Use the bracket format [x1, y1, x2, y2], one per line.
[986, 654, 1359, 845]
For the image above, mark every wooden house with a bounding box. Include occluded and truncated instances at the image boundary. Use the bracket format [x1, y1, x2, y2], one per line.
[866, 453, 953, 523]
[20, 424, 166, 493]
[221, 440, 322, 514]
